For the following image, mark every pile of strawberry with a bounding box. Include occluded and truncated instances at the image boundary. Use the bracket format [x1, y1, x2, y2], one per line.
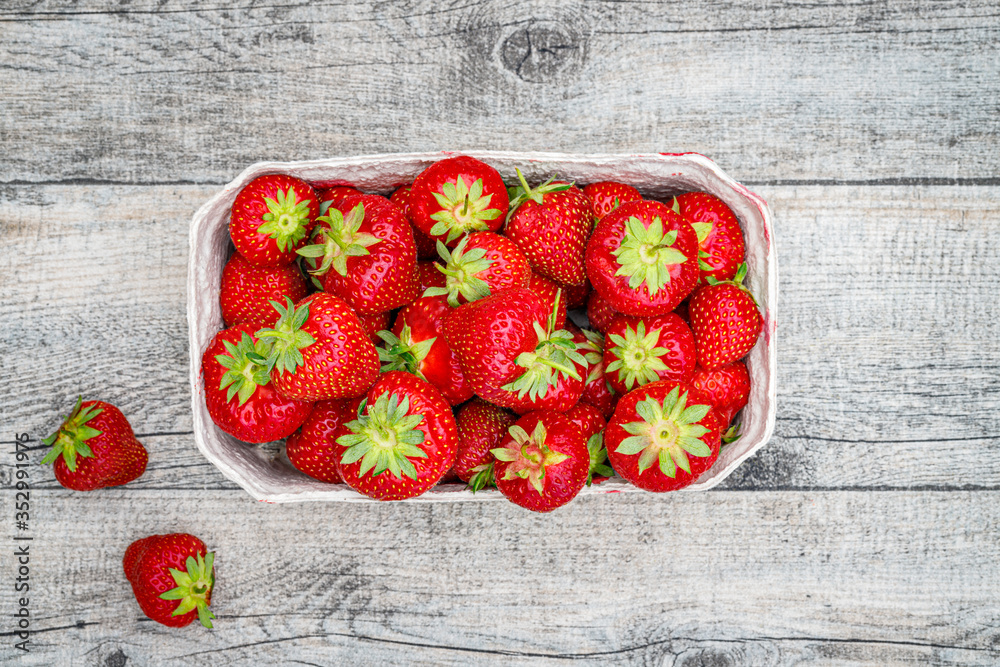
[205, 155, 762, 512]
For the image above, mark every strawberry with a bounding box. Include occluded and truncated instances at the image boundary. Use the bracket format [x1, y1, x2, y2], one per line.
[444, 287, 585, 414]
[408, 156, 508, 244]
[691, 361, 751, 426]
[688, 263, 762, 370]
[316, 185, 361, 209]
[230, 174, 319, 268]
[202, 324, 313, 443]
[455, 399, 517, 492]
[423, 232, 531, 307]
[390, 185, 438, 260]
[605, 382, 721, 492]
[528, 272, 568, 331]
[285, 400, 350, 483]
[257, 293, 380, 402]
[565, 401, 606, 440]
[297, 194, 419, 316]
[417, 260, 447, 293]
[603, 313, 696, 394]
[41, 397, 148, 491]
[220, 252, 308, 329]
[356, 310, 390, 345]
[333, 371, 458, 500]
[586, 200, 699, 316]
[504, 170, 593, 286]
[123, 533, 216, 628]
[577, 328, 620, 420]
[561, 278, 591, 310]
[377, 295, 473, 406]
[491, 410, 589, 513]
[585, 289, 618, 334]
[582, 181, 642, 221]
[674, 192, 745, 286]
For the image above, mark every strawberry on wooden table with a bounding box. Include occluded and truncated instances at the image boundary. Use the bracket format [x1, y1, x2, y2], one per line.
[333, 371, 459, 500]
[257, 293, 380, 402]
[423, 232, 531, 307]
[688, 263, 762, 370]
[285, 400, 351, 483]
[504, 169, 593, 286]
[123, 533, 216, 628]
[491, 410, 589, 513]
[202, 324, 313, 443]
[41, 397, 148, 491]
[603, 312, 696, 394]
[583, 181, 642, 221]
[674, 192, 746, 286]
[408, 156, 508, 245]
[219, 252, 308, 329]
[298, 194, 419, 315]
[586, 200, 700, 316]
[455, 399, 517, 492]
[230, 174, 319, 268]
[377, 295, 473, 406]
[605, 382, 721, 492]
[691, 361, 751, 426]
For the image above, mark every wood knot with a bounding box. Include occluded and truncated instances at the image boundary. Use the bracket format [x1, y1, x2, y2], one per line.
[499, 20, 586, 82]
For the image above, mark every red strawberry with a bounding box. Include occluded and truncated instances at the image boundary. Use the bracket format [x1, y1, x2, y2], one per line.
[674, 192, 745, 286]
[41, 397, 148, 491]
[230, 174, 319, 268]
[528, 272, 568, 331]
[603, 313, 696, 394]
[220, 252, 308, 329]
[417, 260, 447, 293]
[688, 263, 762, 370]
[565, 401, 606, 440]
[504, 170, 593, 286]
[423, 232, 531, 307]
[123, 533, 216, 628]
[333, 371, 458, 500]
[378, 295, 473, 405]
[202, 324, 313, 443]
[408, 156, 508, 244]
[257, 293, 380, 402]
[390, 185, 438, 260]
[285, 400, 349, 483]
[356, 310, 390, 345]
[444, 287, 585, 414]
[586, 200, 699, 316]
[577, 328, 620, 420]
[561, 278, 591, 310]
[491, 410, 589, 513]
[455, 399, 517, 492]
[585, 289, 618, 334]
[605, 381, 721, 492]
[691, 361, 751, 426]
[298, 194, 419, 315]
[316, 185, 362, 209]
[583, 181, 642, 221]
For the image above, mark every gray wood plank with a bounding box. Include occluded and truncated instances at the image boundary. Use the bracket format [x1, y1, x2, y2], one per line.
[0, 490, 997, 665]
[1, 1, 998, 184]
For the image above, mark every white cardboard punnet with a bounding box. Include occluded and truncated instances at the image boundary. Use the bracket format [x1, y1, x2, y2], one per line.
[187, 151, 777, 503]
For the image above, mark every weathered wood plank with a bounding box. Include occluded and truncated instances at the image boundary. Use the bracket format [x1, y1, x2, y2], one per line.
[1, 1, 998, 184]
[1, 183, 999, 493]
[0, 490, 997, 665]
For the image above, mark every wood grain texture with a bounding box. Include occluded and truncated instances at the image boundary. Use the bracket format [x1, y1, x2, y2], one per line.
[1, 490, 998, 665]
[1, 0, 998, 184]
[2, 183, 998, 493]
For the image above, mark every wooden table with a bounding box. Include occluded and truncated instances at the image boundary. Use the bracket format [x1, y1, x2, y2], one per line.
[2, 2, 998, 665]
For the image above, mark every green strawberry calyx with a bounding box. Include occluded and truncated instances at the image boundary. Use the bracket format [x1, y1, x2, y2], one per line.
[506, 168, 572, 223]
[671, 196, 716, 272]
[579, 329, 606, 386]
[615, 386, 713, 478]
[467, 462, 495, 493]
[296, 203, 380, 278]
[704, 262, 759, 307]
[501, 291, 586, 402]
[605, 321, 670, 391]
[255, 297, 316, 376]
[423, 238, 494, 307]
[215, 332, 274, 406]
[258, 186, 314, 252]
[612, 215, 687, 296]
[429, 175, 502, 243]
[722, 423, 741, 445]
[40, 396, 101, 472]
[336, 392, 428, 480]
[586, 431, 615, 486]
[160, 551, 216, 629]
[491, 420, 568, 495]
[376, 326, 436, 379]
